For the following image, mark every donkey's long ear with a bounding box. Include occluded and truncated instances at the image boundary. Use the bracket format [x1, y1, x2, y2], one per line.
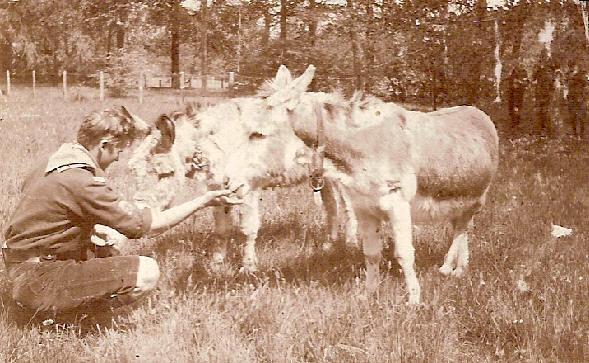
[267, 65, 316, 109]
[292, 65, 316, 93]
[120, 105, 133, 119]
[154, 115, 175, 153]
[274, 65, 293, 89]
[119, 105, 152, 138]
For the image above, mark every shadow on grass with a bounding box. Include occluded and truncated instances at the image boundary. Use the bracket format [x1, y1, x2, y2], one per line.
[142, 216, 455, 295]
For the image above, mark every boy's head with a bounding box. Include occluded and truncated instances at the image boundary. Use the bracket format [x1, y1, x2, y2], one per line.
[77, 106, 151, 150]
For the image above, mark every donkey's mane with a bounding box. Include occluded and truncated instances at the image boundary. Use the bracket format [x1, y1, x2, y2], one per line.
[310, 90, 406, 129]
[163, 99, 243, 136]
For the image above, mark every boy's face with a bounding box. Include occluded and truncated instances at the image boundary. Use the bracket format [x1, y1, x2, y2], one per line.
[98, 139, 130, 169]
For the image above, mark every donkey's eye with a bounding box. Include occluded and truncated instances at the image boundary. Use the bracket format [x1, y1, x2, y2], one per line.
[249, 132, 266, 140]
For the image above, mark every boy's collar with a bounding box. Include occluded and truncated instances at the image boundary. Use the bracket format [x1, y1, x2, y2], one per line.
[45, 143, 100, 174]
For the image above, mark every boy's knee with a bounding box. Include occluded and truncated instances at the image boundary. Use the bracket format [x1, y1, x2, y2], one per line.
[136, 256, 160, 292]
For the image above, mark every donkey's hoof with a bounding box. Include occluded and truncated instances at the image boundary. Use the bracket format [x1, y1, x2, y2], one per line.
[406, 298, 421, 306]
[211, 252, 226, 265]
[209, 261, 225, 274]
[450, 267, 465, 278]
[239, 262, 258, 275]
[439, 264, 454, 276]
[346, 241, 360, 249]
[345, 236, 359, 248]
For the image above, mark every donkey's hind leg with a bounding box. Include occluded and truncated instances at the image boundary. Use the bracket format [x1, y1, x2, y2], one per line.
[334, 181, 359, 248]
[211, 206, 233, 268]
[238, 190, 261, 273]
[357, 213, 383, 295]
[439, 202, 481, 277]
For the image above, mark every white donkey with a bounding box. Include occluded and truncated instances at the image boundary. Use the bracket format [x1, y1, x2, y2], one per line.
[222, 65, 499, 304]
[128, 96, 358, 273]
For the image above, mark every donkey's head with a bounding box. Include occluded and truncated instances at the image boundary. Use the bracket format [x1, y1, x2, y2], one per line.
[127, 105, 206, 210]
[213, 71, 321, 195]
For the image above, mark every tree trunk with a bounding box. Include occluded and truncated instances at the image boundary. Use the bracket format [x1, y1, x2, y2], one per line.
[201, 1, 208, 94]
[309, 0, 317, 46]
[106, 27, 112, 64]
[171, 1, 181, 89]
[511, 3, 529, 61]
[364, 0, 375, 91]
[432, 63, 437, 110]
[262, 7, 271, 49]
[116, 26, 125, 49]
[52, 50, 59, 85]
[580, 2, 589, 48]
[468, 0, 487, 104]
[280, 0, 287, 64]
[116, 6, 127, 49]
[347, 0, 362, 90]
[441, 1, 450, 102]
[0, 37, 12, 74]
[493, 18, 502, 103]
[236, 5, 241, 73]
[381, 0, 393, 29]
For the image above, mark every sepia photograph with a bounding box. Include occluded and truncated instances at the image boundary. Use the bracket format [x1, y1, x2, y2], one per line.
[0, 0, 587, 361]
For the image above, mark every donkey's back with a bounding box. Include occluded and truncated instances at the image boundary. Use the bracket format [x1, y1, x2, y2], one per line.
[407, 106, 498, 199]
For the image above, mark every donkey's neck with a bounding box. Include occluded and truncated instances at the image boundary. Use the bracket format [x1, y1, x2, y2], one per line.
[290, 107, 365, 173]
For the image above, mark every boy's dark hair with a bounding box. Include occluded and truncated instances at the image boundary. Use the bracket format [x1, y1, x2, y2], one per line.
[77, 106, 147, 149]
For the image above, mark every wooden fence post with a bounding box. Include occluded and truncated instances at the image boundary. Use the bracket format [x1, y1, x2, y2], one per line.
[6, 70, 11, 96]
[32, 70, 36, 97]
[99, 71, 105, 101]
[180, 71, 185, 103]
[138, 72, 144, 104]
[229, 71, 235, 89]
[62, 70, 67, 99]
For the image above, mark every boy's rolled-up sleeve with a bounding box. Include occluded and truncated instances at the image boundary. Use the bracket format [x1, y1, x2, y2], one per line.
[70, 170, 152, 239]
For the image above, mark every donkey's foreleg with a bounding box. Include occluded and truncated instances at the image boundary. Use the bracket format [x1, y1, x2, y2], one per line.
[357, 214, 382, 295]
[334, 182, 358, 247]
[319, 181, 340, 250]
[211, 206, 233, 266]
[238, 190, 261, 273]
[382, 192, 421, 305]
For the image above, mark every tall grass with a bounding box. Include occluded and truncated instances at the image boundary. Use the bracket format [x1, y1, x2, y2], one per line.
[0, 88, 587, 362]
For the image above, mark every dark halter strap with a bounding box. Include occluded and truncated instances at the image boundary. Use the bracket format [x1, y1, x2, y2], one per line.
[309, 103, 325, 192]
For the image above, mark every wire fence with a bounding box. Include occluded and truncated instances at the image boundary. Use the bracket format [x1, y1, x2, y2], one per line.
[0, 70, 266, 102]
[0, 68, 500, 109]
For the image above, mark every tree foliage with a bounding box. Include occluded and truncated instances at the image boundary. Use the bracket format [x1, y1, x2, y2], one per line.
[0, 0, 586, 105]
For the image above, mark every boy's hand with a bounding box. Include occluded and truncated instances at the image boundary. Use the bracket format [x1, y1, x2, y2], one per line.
[203, 187, 244, 207]
[91, 224, 128, 249]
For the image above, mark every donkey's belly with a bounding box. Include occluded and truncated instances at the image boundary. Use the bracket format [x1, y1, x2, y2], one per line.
[410, 194, 482, 224]
[249, 161, 310, 190]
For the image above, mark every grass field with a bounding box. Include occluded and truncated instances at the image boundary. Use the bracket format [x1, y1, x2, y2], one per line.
[0, 88, 587, 362]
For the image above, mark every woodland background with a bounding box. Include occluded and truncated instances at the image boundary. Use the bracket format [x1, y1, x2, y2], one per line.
[1, 0, 589, 107]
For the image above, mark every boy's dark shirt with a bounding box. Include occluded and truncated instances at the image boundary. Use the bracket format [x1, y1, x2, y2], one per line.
[3, 143, 151, 256]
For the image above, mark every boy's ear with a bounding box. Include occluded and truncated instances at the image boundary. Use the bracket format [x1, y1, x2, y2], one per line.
[99, 138, 113, 149]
